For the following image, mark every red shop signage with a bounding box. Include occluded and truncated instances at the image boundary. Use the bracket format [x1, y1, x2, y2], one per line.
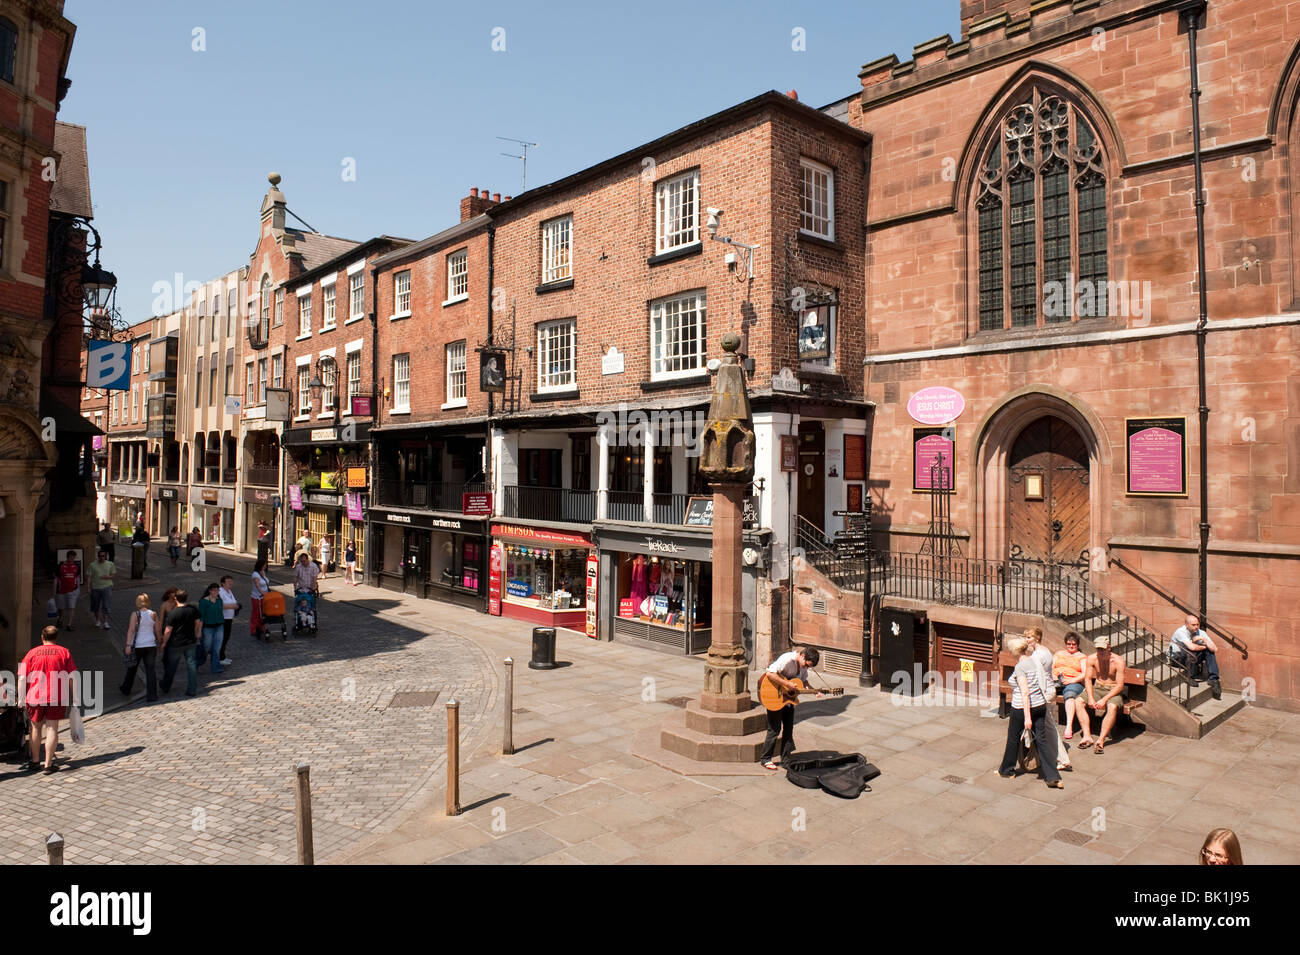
[490, 523, 592, 547]
[488, 543, 503, 616]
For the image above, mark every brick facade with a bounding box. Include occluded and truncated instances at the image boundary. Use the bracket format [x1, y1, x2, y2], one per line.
[851, 0, 1300, 708]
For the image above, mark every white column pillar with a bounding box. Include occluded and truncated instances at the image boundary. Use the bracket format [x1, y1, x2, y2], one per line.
[491, 428, 517, 515]
[642, 418, 655, 522]
[596, 423, 612, 521]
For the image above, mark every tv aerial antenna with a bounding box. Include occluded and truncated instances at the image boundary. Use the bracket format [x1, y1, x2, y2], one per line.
[498, 136, 539, 193]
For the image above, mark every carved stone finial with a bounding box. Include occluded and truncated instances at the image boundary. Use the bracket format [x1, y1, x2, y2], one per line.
[268, 172, 282, 186]
[698, 336, 755, 486]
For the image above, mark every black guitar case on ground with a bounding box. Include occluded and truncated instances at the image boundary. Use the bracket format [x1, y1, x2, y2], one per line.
[783, 750, 881, 798]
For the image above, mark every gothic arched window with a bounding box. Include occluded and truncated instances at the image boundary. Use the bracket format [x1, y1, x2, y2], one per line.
[975, 90, 1108, 331]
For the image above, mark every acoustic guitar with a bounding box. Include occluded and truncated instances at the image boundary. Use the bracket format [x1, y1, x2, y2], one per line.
[758, 674, 845, 712]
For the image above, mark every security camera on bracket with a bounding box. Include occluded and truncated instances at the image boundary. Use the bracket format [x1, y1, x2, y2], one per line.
[704, 207, 757, 280]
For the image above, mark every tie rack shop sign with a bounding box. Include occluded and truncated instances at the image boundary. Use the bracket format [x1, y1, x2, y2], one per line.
[682, 496, 759, 527]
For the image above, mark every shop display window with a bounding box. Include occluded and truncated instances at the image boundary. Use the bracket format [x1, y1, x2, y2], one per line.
[504, 543, 586, 610]
[616, 554, 707, 631]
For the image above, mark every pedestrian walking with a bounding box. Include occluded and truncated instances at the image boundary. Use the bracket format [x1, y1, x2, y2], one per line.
[197, 584, 226, 676]
[54, 551, 81, 631]
[186, 527, 203, 558]
[159, 589, 201, 697]
[120, 593, 159, 702]
[17, 625, 78, 773]
[256, 520, 270, 564]
[344, 539, 357, 586]
[87, 548, 116, 630]
[97, 521, 117, 563]
[318, 536, 331, 579]
[167, 526, 181, 567]
[295, 531, 313, 564]
[250, 559, 270, 641]
[218, 574, 238, 665]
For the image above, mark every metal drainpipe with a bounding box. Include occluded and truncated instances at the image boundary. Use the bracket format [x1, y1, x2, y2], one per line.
[370, 264, 380, 588]
[1184, 1, 1211, 623]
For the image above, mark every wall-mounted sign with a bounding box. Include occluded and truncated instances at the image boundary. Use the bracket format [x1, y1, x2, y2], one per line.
[907, 386, 965, 425]
[350, 395, 374, 417]
[913, 427, 955, 491]
[1126, 417, 1187, 496]
[156, 487, 178, 501]
[480, 350, 506, 393]
[310, 427, 338, 442]
[288, 484, 303, 512]
[780, 435, 798, 472]
[601, 347, 625, 376]
[462, 492, 491, 516]
[225, 396, 243, 416]
[491, 523, 591, 547]
[346, 467, 368, 489]
[844, 434, 866, 481]
[265, 387, 291, 423]
[86, 340, 131, 391]
[797, 305, 832, 360]
[772, 368, 801, 395]
[847, 483, 864, 513]
[92, 435, 105, 451]
[346, 493, 365, 522]
[683, 496, 759, 527]
[201, 489, 219, 504]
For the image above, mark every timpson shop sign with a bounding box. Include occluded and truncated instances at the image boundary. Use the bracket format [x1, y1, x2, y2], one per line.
[491, 523, 592, 547]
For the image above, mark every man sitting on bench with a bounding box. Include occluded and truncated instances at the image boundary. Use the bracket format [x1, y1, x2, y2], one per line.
[1082, 635, 1125, 755]
[1169, 614, 1222, 700]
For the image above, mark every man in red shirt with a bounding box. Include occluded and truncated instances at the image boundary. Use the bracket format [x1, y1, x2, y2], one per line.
[18, 626, 78, 773]
[55, 554, 81, 631]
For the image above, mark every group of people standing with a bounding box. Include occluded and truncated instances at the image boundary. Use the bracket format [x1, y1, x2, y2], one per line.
[292, 530, 359, 586]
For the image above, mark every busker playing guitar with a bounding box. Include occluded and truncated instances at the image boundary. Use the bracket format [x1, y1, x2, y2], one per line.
[758, 646, 823, 770]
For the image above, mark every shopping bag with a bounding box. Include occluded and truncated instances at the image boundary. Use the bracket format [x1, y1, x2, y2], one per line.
[68, 706, 85, 745]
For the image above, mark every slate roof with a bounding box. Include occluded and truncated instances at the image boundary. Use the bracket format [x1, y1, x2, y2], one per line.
[51, 121, 93, 219]
[287, 229, 360, 271]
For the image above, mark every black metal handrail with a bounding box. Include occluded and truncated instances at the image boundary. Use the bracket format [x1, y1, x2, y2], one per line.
[872, 551, 1191, 707]
[796, 516, 834, 558]
[1108, 551, 1248, 657]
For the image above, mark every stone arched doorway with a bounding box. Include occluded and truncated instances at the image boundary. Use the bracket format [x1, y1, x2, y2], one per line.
[972, 388, 1108, 563]
[1007, 416, 1090, 567]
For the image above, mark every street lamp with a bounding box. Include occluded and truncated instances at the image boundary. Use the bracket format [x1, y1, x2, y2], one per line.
[81, 260, 117, 312]
[308, 372, 323, 407]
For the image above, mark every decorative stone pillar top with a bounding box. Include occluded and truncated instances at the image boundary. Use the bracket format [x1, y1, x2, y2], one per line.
[698, 334, 755, 486]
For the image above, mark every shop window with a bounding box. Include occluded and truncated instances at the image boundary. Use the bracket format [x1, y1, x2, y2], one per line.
[615, 554, 709, 632]
[571, 436, 591, 491]
[523, 448, 562, 488]
[610, 446, 644, 492]
[504, 544, 586, 610]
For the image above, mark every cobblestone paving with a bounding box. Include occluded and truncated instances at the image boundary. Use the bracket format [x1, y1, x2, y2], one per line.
[2, 548, 495, 864]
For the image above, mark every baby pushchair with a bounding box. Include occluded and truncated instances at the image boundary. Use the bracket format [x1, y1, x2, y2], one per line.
[261, 591, 289, 641]
[293, 589, 318, 637]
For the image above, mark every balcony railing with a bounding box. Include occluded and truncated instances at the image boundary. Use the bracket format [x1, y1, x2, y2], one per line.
[375, 480, 488, 512]
[245, 465, 279, 487]
[502, 486, 595, 524]
[652, 493, 690, 525]
[606, 490, 642, 522]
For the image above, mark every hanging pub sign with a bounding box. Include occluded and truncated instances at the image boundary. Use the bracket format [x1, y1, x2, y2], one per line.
[913, 427, 955, 491]
[480, 350, 507, 393]
[1126, 417, 1187, 496]
[350, 395, 374, 417]
[797, 305, 832, 360]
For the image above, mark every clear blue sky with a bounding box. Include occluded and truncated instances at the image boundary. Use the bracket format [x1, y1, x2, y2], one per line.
[62, 0, 958, 321]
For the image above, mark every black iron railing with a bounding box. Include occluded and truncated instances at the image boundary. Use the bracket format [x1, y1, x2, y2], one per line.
[867, 551, 1190, 706]
[502, 485, 594, 524]
[606, 490, 642, 522]
[652, 493, 690, 525]
[378, 480, 488, 513]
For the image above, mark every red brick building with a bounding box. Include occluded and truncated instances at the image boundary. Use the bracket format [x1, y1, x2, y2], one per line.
[844, 0, 1300, 717]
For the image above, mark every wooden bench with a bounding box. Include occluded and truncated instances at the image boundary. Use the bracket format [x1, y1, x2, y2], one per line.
[996, 650, 1146, 724]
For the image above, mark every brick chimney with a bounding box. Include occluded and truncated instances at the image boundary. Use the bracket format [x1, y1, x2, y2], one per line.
[460, 186, 497, 221]
[961, 0, 1032, 35]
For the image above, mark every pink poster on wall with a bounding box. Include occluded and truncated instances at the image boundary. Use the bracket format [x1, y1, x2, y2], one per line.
[907, 386, 965, 425]
[346, 493, 364, 521]
[288, 484, 303, 512]
[913, 428, 955, 491]
[1126, 417, 1187, 496]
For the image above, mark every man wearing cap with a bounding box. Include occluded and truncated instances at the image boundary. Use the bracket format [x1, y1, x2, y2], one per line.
[1081, 635, 1125, 754]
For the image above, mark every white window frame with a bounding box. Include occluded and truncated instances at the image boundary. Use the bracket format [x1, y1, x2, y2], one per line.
[274, 288, 284, 328]
[271, 352, 284, 390]
[131, 384, 138, 423]
[536, 318, 576, 392]
[445, 249, 468, 304]
[392, 354, 410, 413]
[444, 340, 467, 408]
[650, 290, 708, 381]
[245, 362, 256, 407]
[655, 170, 700, 254]
[348, 270, 364, 322]
[319, 351, 337, 415]
[297, 364, 311, 418]
[321, 276, 337, 330]
[346, 348, 362, 406]
[799, 158, 835, 241]
[393, 270, 411, 318]
[541, 216, 572, 285]
[257, 357, 268, 405]
[297, 287, 312, 338]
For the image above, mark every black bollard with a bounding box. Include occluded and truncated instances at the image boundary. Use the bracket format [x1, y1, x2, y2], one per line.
[529, 626, 557, 670]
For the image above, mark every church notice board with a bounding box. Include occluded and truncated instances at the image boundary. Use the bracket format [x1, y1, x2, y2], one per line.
[912, 427, 955, 491]
[1125, 417, 1187, 496]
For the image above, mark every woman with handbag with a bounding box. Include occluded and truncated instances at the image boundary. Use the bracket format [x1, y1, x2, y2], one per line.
[1025, 627, 1071, 772]
[996, 634, 1064, 789]
[250, 559, 270, 641]
[120, 593, 159, 702]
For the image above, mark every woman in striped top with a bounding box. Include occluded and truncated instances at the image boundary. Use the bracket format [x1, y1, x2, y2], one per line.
[996, 634, 1064, 789]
